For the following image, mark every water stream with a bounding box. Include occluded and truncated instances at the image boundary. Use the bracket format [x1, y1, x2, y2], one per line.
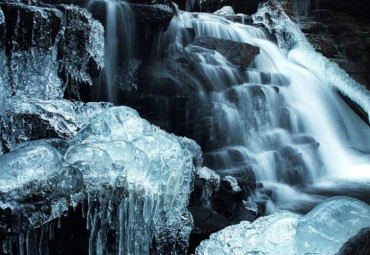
[153, 8, 370, 213]
[86, 0, 370, 213]
[87, 0, 136, 104]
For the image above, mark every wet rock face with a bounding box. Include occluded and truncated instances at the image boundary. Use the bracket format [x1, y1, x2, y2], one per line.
[130, 3, 174, 25]
[192, 36, 260, 68]
[338, 227, 370, 255]
[188, 167, 259, 253]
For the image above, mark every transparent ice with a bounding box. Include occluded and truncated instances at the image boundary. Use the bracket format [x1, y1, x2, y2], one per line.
[195, 196, 370, 255]
[0, 106, 201, 255]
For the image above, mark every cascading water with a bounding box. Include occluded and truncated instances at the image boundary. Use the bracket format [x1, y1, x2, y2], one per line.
[154, 8, 370, 212]
[87, 0, 136, 104]
[0, 1, 369, 253]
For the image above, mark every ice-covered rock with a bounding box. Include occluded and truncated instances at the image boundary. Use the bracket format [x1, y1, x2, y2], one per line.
[196, 167, 221, 199]
[0, 2, 104, 100]
[0, 106, 202, 254]
[195, 196, 370, 255]
[0, 3, 65, 99]
[196, 211, 299, 254]
[213, 6, 235, 16]
[0, 97, 111, 152]
[0, 143, 63, 193]
[57, 5, 105, 99]
[337, 227, 370, 255]
[296, 196, 370, 254]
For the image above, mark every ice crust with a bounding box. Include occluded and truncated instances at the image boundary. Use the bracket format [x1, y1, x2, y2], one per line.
[0, 106, 201, 254]
[195, 196, 370, 255]
[0, 96, 112, 152]
[252, 1, 370, 121]
[0, 3, 104, 100]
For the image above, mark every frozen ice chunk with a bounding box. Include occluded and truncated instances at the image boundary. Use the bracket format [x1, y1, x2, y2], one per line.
[196, 196, 370, 255]
[74, 106, 153, 144]
[296, 196, 370, 254]
[1, 97, 111, 151]
[0, 143, 63, 192]
[196, 212, 299, 255]
[64, 144, 114, 178]
[0, 106, 201, 254]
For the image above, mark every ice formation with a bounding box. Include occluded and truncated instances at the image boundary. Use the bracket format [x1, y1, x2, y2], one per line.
[0, 97, 112, 152]
[0, 2, 104, 100]
[0, 106, 202, 254]
[252, 0, 370, 121]
[195, 196, 370, 255]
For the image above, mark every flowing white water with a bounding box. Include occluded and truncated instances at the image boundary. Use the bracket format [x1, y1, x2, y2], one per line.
[87, 0, 136, 104]
[158, 9, 370, 212]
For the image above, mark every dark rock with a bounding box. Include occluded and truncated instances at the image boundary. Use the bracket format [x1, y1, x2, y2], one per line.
[212, 176, 243, 217]
[315, 0, 370, 19]
[188, 206, 229, 254]
[130, 3, 174, 25]
[234, 200, 258, 222]
[190, 167, 221, 207]
[115, 59, 142, 92]
[188, 168, 259, 253]
[192, 36, 260, 68]
[337, 227, 370, 255]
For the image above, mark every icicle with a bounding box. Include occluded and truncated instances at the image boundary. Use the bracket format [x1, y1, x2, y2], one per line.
[49, 223, 54, 241]
[2, 237, 9, 254]
[39, 225, 49, 255]
[82, 200, 86, 219]
[118, 200, 125, 255]
[26, 230, 38, 255]
[19, 234, 24, 255]
[57, 217, 62, 229]
[86, 195, 92, 231]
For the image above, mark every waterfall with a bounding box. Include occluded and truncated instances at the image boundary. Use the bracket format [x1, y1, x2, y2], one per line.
[87, 0, 136, 104]
[155, 10, 370, 212]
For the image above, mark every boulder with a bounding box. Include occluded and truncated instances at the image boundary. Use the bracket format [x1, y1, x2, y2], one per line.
[130, 3, 174, 25]
[337, 227, 370, 255]
[213, 6, 235, 16]
[192, 36, 259, 68]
